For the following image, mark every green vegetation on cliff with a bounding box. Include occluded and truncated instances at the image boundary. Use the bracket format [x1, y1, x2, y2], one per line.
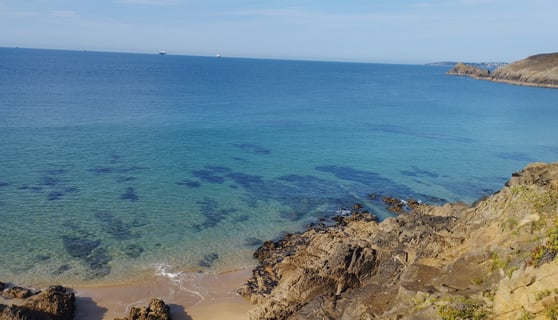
[241, 162, 558, 319]
[448, 53, 558, 88]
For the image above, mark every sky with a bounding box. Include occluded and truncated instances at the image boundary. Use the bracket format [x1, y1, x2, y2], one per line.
[0, 0, 557, 63]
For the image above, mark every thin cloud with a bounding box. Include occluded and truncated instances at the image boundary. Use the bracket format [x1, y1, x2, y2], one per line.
[227, 7, 308, 18]
[410, 3, 434, 8]
[227, 7, 417, 22]
[116, 0, 178, 5]
[0, 8, 41, 18]
[50, 10, 80, 18]
[0, 8, 79, 19]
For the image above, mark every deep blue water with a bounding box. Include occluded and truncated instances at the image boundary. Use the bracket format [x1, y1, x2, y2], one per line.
[1, 47, 558, 284]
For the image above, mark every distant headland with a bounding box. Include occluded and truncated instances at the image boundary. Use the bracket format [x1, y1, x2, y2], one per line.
[446, 53, 558, 88]
[428, 61, 507, 71]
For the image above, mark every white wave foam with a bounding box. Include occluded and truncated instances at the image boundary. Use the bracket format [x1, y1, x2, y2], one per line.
[154, 263, 183, 281]
[153, 263, 207, 301]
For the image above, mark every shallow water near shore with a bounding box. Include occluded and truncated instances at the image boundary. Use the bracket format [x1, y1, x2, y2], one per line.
[74, 269, 252, 320]
[1, 47, 558, 286]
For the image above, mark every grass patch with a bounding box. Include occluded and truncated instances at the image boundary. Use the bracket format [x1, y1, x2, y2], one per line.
[546, 307, 558, 320]
[490, 252, 509, 271]
[535, 289, 552, 301]
[517, 307, 534, 320]
[412, 292, 435, 311]
[528, 220, 558, 266]
[437, 297, 488, 320]
[506, 266, 518, 279]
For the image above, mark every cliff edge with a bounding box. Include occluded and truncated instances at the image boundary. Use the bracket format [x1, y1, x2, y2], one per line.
[491, 53, 558, 88]
[448, 53, 558, 88]
[240, 162, 558, 319]
[447, 62, 491, 79]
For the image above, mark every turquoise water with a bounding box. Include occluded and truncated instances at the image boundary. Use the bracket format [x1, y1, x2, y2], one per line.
[1, 48, 558, 284]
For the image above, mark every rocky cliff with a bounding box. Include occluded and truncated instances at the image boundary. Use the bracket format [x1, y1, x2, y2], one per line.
[447, 62, 491, 79]
[490, 53, 558, 88]
[240, 162, 558, 319]
[448, 53, 558, 88]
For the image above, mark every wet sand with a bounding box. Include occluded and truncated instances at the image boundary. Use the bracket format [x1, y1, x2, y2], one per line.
[73, 269, 252, 320]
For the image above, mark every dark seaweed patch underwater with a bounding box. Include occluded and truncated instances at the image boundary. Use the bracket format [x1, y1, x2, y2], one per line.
[182, 162, 443, 234]
[3, 50, 555, 283]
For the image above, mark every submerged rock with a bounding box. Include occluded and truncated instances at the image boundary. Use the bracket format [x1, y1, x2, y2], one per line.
[62, 235, 101, 258]
[124, 244, 144, 258]
[198, 253, 219, 268]
[240, 162, 558, 319]
[120, 187, 139, 201]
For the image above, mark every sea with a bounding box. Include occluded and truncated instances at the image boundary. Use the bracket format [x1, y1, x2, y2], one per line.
[1, 47, 558, 286]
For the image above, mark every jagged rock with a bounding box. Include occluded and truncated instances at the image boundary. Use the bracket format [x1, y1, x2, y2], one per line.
[25, 286, 75, 320]
[1, 286, 34, 299]
[0, 282, 5, 292]
[447, 62, 490, 78]
[0, 285, 74, 320]
[114, 298, 171, 320]
[0, 305, 46, 320]
[383, 196, 406, 214]
[241, 162, 558, 319]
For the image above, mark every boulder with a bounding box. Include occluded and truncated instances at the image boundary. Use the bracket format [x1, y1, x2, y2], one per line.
[25, 286, 75, 320]
[0, 285, 74, 320]
[114, 299, 171, 320]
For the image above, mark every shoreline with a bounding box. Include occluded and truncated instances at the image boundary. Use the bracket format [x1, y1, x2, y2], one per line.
[239, 162, 558, 319]
[73, 268, 252, 319]
[448, 67, 558, 89]
[487, 77, 558, 89]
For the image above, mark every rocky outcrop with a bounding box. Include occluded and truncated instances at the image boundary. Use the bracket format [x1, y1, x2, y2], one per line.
[491, 53, 558, 88]
[1, 287, 34, 300]
[447, 62, 491, 79]
[0, 282, 171, 320]
[240, 162, 558, 319]
[0, 285, 75, 320]
[448, 53, 558, 88]
[114, 299, 171, 320]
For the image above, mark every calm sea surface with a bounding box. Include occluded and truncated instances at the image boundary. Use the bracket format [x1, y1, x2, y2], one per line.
[1, 48, 557, 285]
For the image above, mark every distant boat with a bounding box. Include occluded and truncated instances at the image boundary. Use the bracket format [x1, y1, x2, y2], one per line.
[216, 53, 222, 58]
[159, 51, 167, 55]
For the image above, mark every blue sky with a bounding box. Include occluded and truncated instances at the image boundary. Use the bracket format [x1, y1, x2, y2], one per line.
[1, 0, 556, 63]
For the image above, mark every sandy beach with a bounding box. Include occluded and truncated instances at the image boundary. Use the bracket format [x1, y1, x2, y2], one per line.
[73, 269, 252, 320]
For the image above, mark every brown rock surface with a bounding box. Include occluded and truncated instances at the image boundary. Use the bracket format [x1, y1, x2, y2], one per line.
[1, 287, 34, 300]
[240, 162, 558, 319]
[0, 285, 74, 320]
[491, 53, 558, 88]
[114, 298, 171, 320]
[447, 62, 491, 78]
[448, 53, 558, 88]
